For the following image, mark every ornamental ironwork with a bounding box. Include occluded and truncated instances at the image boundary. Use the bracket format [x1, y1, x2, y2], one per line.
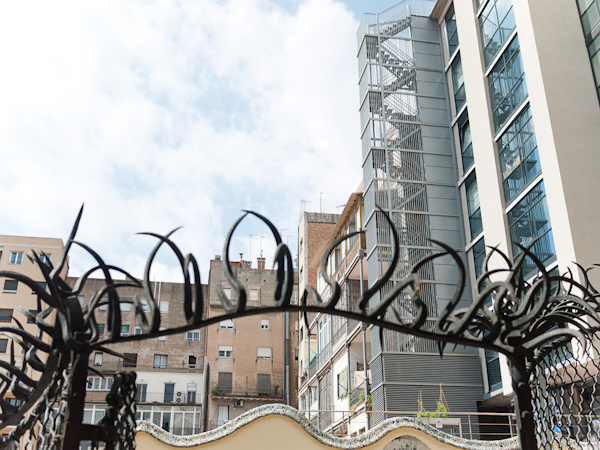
[0, 207, 598, 449]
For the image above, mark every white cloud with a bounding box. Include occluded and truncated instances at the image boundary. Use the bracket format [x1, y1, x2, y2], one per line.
[0, 0, 362, 280]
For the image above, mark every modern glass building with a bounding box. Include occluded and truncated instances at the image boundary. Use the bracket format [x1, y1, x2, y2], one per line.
[357, 0, 600, 419]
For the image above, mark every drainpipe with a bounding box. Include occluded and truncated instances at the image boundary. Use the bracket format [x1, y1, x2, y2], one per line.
[359, 249, 369, 430]
[285, 311, 290, 405]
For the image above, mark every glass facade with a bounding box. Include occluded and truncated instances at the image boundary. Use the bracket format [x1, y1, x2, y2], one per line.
[479, 0, 516, 67]
[498, 104, 540, 203]
[507, 180, 555, 275]
[445, 5, 458, 57]
[577, 0, 600, 97]
[488, 37, 528, 131]
[465, 172, 482, 241]
[472, 237, 486, 280]
[457, 110, 473, 172]
[451, 55, 466, 112]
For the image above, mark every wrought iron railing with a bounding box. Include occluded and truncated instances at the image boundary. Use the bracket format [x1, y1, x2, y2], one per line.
[0, 208, 599, 449]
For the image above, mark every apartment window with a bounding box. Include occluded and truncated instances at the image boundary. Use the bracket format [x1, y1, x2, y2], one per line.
[32, 282, 47, 295]
[39, 254, 51, 266]
[488, 37, 528, 131]
[337, 368, 348, 398]
[219, 346, 233, 358]
[134, 327, 142, 336]
[257, 347, 272, 360]
[465, 172, 482, 241]
[445, 4, 458, 57]
[160, 300, 169, 313]
[120, 325, 129, 337]
[257, 374, 271, 395]
[248, 288, 259, 302]
[154, 354, 168, 369]
[119, 302, 132, 312]
[219, 319, 234, 329]
[498, 105, 540, 203]
[136, 384, 147, 402]
[3, 281, 17, 294]
[217, 405, 229, 426]
[0, 339, 7, 353]
[9, 252, 23, 265]
[485, 349, 503, 392]
[451, 54, 465, 113]
[218, 372, 232, 393]
[507, 180, 556, 276]
[123, 353, 137, 368]
[222, 287, 232, 300]
[187, 391, 196, 403]
[189, 355, 197, 369]
[0, 309, 13, 323]
[27, 310, 40, 324]
[260, 319, 269, 330]
[99, 298, 108, 310]
[141, 299, 150, 313]
[94, 352, 103, 366]
[158, 327, 166, 341]
[457, 110, 473, 173]
[77, 295, 84, 306]
[164, 383, 175, 403]
[186, 331, 200, 341]
[318, 315, 331, 353]
[87, 377, 113, 391]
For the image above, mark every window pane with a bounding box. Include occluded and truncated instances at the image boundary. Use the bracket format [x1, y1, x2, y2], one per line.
[488, 37, 528, 131]
[479, 0, 515, 67]
[445, 5, 459, 57]
[498, 105, 540, 203]
[507, 181, 556, 276]
[451, 55, 466, 112]
[3, 281, 18, 293]
[160, 301, 169, 313]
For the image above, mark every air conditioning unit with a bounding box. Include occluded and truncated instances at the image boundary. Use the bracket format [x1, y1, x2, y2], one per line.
[177, 392, 182, 397]
[234, 400, 243, 407]
[189, 364, 196, 369]
[176, 398, 182, 403]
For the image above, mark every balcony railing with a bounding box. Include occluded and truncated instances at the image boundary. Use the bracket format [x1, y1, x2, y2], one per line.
[211, 387, 284, 400]
[136, 391, 201, 405]
[298, 409, 517, 441]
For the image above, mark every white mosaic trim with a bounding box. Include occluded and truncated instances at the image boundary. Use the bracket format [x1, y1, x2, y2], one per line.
[136, 404, 519, 449]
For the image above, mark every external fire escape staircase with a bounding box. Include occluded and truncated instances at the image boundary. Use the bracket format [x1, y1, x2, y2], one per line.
[364, 12, 438, 345]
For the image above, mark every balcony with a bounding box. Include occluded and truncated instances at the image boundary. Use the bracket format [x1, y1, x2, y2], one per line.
[136, 391, 201, 405]
[210, 386, 284, 401]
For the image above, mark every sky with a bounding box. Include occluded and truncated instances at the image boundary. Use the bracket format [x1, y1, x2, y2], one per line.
[0, 0, 400, 282]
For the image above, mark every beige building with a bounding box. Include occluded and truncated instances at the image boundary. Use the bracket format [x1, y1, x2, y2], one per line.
[68, 277, 207, 437]
[297, 187, 373, 436]
[0, 235, 67, 362]
[0, 235, 67, 446]
[205, 255, 299, 430]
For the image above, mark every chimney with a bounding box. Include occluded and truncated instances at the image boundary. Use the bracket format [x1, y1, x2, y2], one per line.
[257, 256, 266, 270]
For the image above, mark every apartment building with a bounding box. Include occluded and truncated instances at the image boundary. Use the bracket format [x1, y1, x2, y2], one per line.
[69, 277, 207, 436]
[297, 188, 372, 435]
[357, 0, 600, 422]
[0, 235, 67, 388]
[205, 255, 299, 430]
